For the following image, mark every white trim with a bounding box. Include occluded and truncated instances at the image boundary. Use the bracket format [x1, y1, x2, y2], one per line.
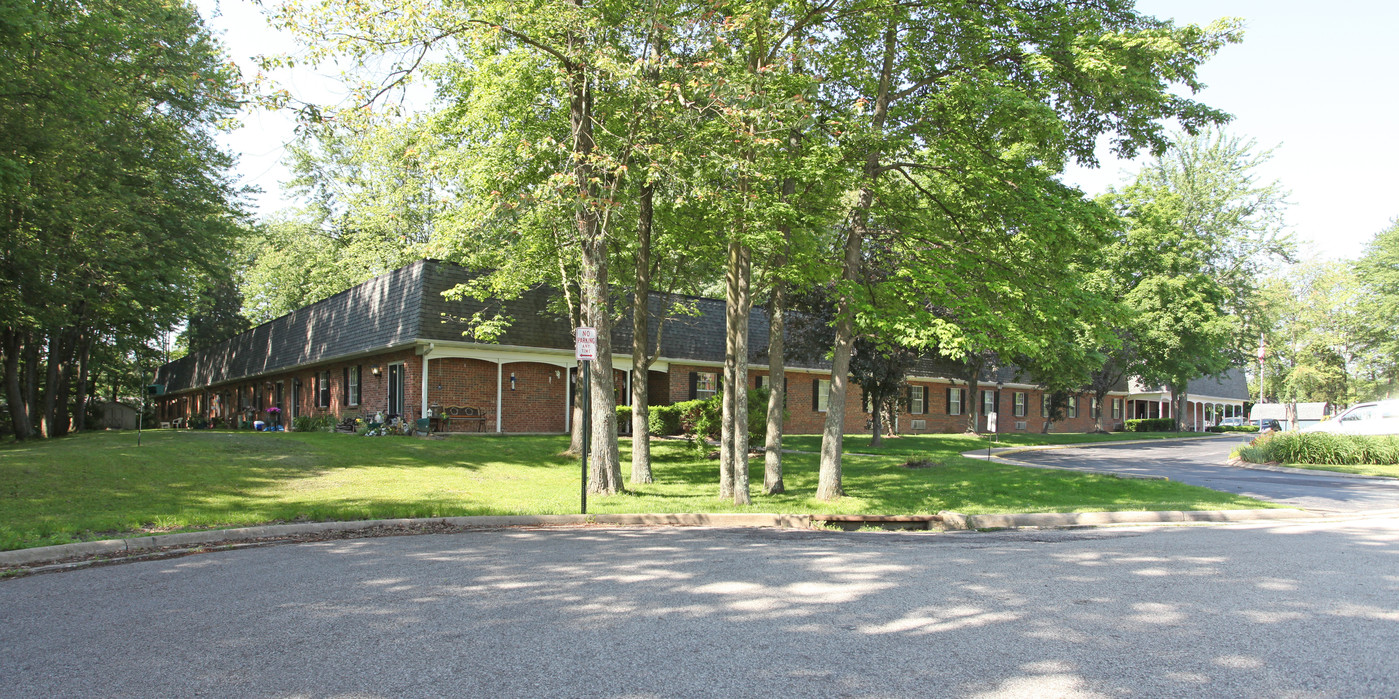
[496, 361, 503, 433]
[421, 357, 430, 421]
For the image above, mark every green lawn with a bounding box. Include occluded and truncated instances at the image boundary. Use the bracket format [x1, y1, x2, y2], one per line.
[0, 429, 1271, 551]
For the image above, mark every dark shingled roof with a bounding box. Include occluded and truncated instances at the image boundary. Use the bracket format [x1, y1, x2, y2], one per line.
[154, 259, 1132, 395]
[155, 261, 427, 392]
[1188, 369, 1250, 400]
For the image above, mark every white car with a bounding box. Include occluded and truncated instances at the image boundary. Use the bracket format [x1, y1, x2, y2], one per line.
[1220, 417, 1245, 427]
[1302, 400, 1399, 436]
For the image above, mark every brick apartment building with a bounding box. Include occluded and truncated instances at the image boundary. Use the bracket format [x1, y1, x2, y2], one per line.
[152, 260, 1243, 434]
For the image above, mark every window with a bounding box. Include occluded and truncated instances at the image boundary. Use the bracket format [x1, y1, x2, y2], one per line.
[317, 370, 331, 408]
[695, 372, 718, 399]
[1067, 396, 1078, 419]
[754, 375, 765, 389]
[816, 378, 831, 412]
[948, 388, 962, 416]
[1091, 396, 1101, 419]
[983, 390, 995, 416]
[346, 366, 361, 407]
[910, 386, 925, 415]
[1112, 398, 1123, 420]
[1041, 395, 1050, 418]
[1014, 392, 1026, 417]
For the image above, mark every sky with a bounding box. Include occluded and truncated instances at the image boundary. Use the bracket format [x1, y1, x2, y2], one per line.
[200, 0, 1399, 261]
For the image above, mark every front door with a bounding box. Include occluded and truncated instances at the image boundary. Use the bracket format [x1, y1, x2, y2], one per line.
[288, 380, 298, 423]
[387, 363, 405, 417]
[275, 381, 285, 425]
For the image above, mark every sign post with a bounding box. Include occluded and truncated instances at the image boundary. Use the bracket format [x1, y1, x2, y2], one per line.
[986, 411, 997, 459]
[575, 327, 597, 514]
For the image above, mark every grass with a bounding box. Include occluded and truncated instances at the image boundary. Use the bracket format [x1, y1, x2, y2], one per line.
[0, 429, 1271, 551]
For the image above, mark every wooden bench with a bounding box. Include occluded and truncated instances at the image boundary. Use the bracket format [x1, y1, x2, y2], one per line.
[435, 405, 489, 433]
[334, 414, 359, 433]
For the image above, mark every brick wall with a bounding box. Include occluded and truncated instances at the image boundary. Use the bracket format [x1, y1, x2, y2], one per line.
[158, 353, 1130, 436]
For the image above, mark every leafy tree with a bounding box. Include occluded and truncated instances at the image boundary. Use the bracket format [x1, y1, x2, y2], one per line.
[1355, 219, 1399, 399]
[809, 2, 1241, 499]
[1, 0, 244, 439]
[1109, 130, 1291, 429]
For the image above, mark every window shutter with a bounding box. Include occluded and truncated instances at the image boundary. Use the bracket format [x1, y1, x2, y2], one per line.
[813, 378, 820, 411]
[343, 367, 349, 404]
[994, 390, 1000, 414]
[921, 388, 928, 415]
[356, 365, 363, 405]
[906, 387, 912, 412]
[689, 372, 698, 400]
[946, 387, 953, 414]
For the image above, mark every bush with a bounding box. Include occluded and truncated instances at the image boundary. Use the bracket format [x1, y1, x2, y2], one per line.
[615, 405, 632, 432]
[1207, 425, 1259, 433]
[676, 388, 771, 446]
[1124, 418, 1176, 432]
[188, 417, 209, 429]
[648, 404, 684, 436]
[293, 415, 335, 433]
[1236, 432, 1399, 465]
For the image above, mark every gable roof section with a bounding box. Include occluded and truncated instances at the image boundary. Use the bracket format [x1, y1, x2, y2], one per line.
[155, 261, 427, 392]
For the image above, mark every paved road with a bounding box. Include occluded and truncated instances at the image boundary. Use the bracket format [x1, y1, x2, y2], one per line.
[4, 521, 1399, 698]
[1006, 437, 1399, 512]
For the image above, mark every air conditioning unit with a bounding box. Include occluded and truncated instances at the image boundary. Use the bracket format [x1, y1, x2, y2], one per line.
[911, 419, 926, 431]
[1015, 421, 1027, 431]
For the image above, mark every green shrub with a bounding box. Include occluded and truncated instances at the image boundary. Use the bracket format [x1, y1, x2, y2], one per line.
[188, 417, 209, 430]
[676, 388, 771, 446]
[1207, 425, 1259, 433]
[615, 405, 632, 430]
[1236, 432, 1399, 465]
[1124, 418, 1176, 432]
[647, 404, 682, 435]
[292, 415, 335, 433]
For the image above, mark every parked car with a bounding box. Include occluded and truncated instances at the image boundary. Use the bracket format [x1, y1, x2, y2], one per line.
[1301, 400, 1399, 436]
[1259, 419, 1282, 435]
[1220, 417, 1245, 427]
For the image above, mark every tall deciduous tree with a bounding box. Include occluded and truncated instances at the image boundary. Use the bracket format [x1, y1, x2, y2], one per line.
[1109, 129, 1291, 429]
[810, 1, 1241, 499]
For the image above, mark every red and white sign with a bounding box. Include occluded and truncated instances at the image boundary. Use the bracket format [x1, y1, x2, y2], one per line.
[575, 327, 597, 361]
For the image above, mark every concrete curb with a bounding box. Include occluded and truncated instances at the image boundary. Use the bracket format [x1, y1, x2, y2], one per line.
[1226, 459, 1399, 481]
[0, 513, 817, 568]
[961, 508, 1313, 529]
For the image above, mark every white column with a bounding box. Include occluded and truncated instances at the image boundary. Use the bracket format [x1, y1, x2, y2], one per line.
[564, 366, 572, 433]
[496, 361, 504, 433]
[421, 356, 429, 420]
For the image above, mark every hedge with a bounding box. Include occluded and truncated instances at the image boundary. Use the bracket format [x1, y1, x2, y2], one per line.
[613, 403, 685, 436]
[1124, 418, 1176, 432]
[1207, 425, 1259, 433]
[1235, 432, 1399, 466]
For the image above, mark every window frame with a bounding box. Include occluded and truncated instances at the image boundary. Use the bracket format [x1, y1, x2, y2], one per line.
[317, 370, 331, 409]
[910, 386, 925, 415]
[1067, 395, 1078, 419]
[1112, 397, 1122, 420]
[1013, 392, 1026, 418]
[817, 378, 831, 412]
[695, 371, 718, 399]
[949, 388, 962, 416]
[347, 366, 360, 407]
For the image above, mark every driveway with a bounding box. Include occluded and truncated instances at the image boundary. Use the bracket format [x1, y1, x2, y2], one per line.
[4, 521, 1399, 697]
[1004, 436, 1399, 512]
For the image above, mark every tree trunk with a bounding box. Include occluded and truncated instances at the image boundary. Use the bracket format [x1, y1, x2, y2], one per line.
[22, 333, 39, 432]
[3, 329, 33, 440]
[41, 330, 63, 437]
[817, 25, 896, 502]
[1172, 385, 1190, 432]
[71, 329, 93, 433]
[732, 242, 751, 505]
[764, 287, 786, 495]
[1092, 388, 1111, 434]
[965, 377, 981, 434]
[720, 240, 738, 500]
[869, 388, 884, 448]
[630, 183, 654, 484]
[567, 53, 622, 495]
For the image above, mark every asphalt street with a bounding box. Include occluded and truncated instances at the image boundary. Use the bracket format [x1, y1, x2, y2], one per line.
[1006, 436, 1399, 512]
[4, 518, 1399, 698]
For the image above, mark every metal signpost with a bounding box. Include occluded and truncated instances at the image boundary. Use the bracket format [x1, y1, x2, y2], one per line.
[986, 410, 997, 459]
[574, 327, 597, 514]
